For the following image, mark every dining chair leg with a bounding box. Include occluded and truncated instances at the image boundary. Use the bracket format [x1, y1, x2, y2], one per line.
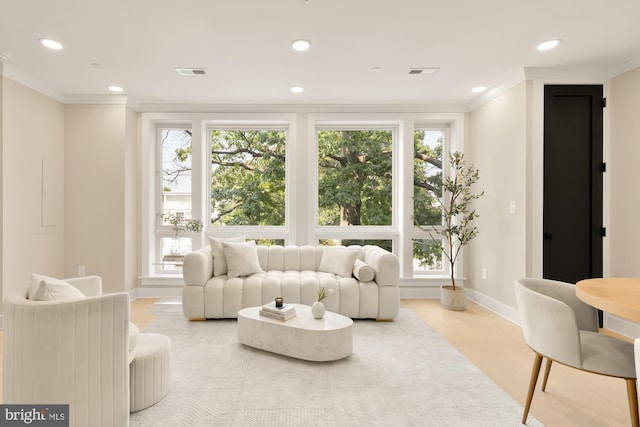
[522, 353, 543, 425]
[541, 358, 552, 391]
[626, 378, 639, 427]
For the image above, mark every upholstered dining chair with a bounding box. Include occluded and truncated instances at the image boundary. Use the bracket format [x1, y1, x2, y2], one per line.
[514, 277, 638, 426]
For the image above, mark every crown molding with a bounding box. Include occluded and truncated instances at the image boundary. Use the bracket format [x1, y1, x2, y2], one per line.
[523, 67, 608, 82]
[64, 94, 129, 105]
[465, 70, 526, 112]
[0, 64, 65, 102]
[135, 103, 467, 114]
[607, 56, 640, 79]
[464, 66, 634, 112]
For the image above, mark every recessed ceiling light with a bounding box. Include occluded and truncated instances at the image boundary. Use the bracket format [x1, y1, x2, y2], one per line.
[290, 86, 304, 93]
[108, 85, 124, 93]
[291, 39, 311, 51]
[39, 38, 63, 50]
[472, 86, 487, 93]
[537, 39, 561, 51]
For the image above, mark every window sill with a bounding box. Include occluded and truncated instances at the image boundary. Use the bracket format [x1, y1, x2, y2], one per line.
[139, 275, 185, 287]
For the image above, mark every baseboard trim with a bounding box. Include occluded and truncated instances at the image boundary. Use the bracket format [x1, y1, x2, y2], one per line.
[399, 285, 522, 326]
[466, 289, 521, 325]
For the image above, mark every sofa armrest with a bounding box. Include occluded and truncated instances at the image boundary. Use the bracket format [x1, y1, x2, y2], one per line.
[66, 275, 103, 297]
[363, 245, 400, 287]
[183, 247, 214, 287]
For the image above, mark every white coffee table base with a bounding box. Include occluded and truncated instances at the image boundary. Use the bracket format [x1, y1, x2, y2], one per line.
[237, 303, 353, 362]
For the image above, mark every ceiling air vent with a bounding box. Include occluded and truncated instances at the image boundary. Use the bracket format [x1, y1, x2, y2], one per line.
[176, 68, 206, 76]
[409, 67, 439, 75]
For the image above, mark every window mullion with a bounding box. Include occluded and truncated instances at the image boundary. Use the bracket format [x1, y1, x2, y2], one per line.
[191, 119, 205, 250]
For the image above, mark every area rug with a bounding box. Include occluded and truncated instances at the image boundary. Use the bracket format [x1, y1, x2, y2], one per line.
[130, 308, 543, 427]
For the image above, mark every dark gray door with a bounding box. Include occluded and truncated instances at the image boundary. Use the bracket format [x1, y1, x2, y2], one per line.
[543, 84, 604, 283]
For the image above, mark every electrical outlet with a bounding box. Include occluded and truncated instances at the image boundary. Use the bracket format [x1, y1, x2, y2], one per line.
[481, 268, 487, 280]
[509, 201, 517, 214]
[78, 265, 86, 276]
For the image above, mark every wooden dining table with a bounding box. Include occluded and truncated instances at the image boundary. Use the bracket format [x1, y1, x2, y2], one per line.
[576, 278, 640, 322]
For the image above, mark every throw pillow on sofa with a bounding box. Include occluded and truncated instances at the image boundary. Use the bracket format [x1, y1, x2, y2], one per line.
[29, 274, 86, 301]
[352, 259, 375, 282]
[209, 235, 246, 276]
[221, 240, 264, 278]
[318, 247, 359, 277]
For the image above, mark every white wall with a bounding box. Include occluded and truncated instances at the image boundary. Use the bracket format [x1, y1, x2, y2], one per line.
[1, 77, 65, 302]
[0, 71, 3, 305]
[124, 107, 139, 292]
[64, 104, 137, 294]
[466, 82, 529, 308]
[608, 67, 640, 276]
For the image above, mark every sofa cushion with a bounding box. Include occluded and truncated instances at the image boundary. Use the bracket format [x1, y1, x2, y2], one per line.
[318, 247, 359, 277]
[209, 235, 246, 276]
[222, 240, 264, 278]
[29, 274, 86, 301]
[353, 259, 375, 282]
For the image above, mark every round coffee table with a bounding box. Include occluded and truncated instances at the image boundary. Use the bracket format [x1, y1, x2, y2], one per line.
[237, 303, 353, 361]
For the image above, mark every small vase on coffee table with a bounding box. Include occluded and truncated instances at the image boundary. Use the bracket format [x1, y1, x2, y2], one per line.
[311, 301, 325, 319]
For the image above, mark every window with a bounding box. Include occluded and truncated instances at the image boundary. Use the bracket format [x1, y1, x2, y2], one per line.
[413, 129, 445, 273]
[142, 112, 463, 283]
[314, 127, 395, 253]
[161, 128, 193, 221]
[209, 129, 286, 227]
[317, 129, 393, 227]
[157, 128, 194, 271]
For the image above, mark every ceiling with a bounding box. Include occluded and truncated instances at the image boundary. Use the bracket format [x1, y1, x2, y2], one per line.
[2, 0, 640, 110]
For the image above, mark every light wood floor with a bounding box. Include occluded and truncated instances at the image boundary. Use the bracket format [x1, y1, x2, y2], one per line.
[403, 299, 631, 427]
[0, 298, 632, 426]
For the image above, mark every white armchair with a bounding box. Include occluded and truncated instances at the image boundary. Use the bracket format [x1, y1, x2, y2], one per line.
[3, 275, 131, 427]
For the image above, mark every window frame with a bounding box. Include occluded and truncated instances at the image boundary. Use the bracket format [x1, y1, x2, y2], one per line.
[141, 111, 465, 284]
[141, 113, 296, 280]
[156, 126, 196, 266]
[411, 126, 448, 277]
[310, 119, 401, 250]
[206, 123, 290, 236]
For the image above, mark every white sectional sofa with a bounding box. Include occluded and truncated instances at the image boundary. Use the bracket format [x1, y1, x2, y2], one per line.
[182, 243, 400, 320]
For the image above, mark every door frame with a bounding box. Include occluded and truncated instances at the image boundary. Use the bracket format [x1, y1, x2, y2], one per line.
[524, 71, 609, 279]
[542, 84, 603, 282]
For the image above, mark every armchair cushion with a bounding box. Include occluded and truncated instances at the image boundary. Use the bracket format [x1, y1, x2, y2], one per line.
[29, 274, 86, 301]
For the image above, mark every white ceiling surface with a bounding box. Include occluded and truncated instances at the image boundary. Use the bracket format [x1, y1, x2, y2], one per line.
[1, 0, 640, 110]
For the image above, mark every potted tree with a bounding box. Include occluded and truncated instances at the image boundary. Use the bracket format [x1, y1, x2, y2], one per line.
[431, 151, 483, 310]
